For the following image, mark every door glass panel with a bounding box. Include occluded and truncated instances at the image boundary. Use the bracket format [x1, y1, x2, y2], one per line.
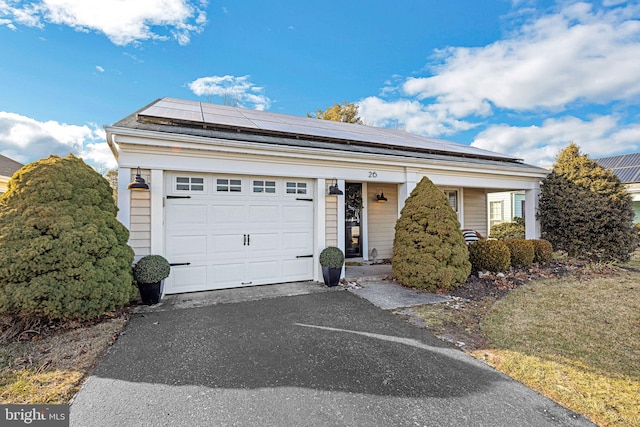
[345, 183, 363, 258]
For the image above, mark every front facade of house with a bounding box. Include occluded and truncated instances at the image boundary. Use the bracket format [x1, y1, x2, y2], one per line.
[107, 98, 548, 295]
[487, 191, 526, 235]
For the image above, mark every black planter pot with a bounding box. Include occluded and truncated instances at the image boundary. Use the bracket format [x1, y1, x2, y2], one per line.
[322, 266, 342, 287]
[138, 281, 162, 305]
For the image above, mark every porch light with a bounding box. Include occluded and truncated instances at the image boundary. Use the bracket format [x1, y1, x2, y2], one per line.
[328, 178, 343, 196]
[127, 167, 150, 191]
[376, 192, 388, 202]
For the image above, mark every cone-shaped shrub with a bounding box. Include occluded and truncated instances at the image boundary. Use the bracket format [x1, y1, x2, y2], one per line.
[0, 155, 136, 320]
[392, 176, 471, 291]
[538, 143, 638, 262]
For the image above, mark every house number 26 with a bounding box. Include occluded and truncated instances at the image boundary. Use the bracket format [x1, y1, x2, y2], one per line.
[368, 171, 378, 178]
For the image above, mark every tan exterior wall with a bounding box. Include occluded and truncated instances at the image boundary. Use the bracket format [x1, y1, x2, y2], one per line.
[463, 188, 487, 237]
[129, 170, 151, 257]
[367, 184, 398, 260]
[325, 182, 338, 247]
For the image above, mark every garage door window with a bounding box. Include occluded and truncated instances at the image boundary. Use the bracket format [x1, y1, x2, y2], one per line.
[176, 176, 204, 191]
[253, 180, 276, 194]
[286, 182, 307, 195]
[217, 178, 242, 192]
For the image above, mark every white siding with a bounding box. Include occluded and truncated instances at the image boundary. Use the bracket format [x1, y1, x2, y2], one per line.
[325, 182, 338, 247]
[129, 170, 151, 258]
[464, 188, 488, 238]
[367, 184, 398, 260]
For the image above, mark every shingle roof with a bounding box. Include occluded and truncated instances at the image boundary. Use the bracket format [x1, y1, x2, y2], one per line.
[595, 153, 640, 183]
[0, 154, 23, 177]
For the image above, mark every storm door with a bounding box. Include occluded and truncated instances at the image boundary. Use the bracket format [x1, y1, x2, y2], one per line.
[345, 183, 363, 258]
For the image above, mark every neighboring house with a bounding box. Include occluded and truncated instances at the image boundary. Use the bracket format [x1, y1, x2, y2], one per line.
[595, 153, 640, 223]
[106, 98, 548, 295]
[0, 154, 24, 194]
[487, 191, 525, 236]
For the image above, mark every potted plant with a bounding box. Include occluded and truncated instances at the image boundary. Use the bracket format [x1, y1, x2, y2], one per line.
[319, 246, 344, 287]
[133, 255, 171, 304]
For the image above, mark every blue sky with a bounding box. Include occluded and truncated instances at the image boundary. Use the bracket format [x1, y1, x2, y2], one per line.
[1, 0, 639, 169]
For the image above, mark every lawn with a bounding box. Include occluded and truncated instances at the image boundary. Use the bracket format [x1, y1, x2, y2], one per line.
[413, 251, 640, 427]
[0, 313, 129, 404]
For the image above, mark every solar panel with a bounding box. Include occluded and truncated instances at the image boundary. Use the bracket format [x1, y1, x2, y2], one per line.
[612, 167, 638, 183]
[618, 153, 640, 168]
[136, 97, 519, 161]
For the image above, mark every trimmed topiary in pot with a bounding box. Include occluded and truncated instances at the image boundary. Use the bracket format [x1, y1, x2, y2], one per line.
[133, 255, 171, 284]
[319, 246, 345, 269]
[468, 240, 511, 273]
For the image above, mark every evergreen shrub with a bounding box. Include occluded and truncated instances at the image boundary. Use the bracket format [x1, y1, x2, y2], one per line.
[392, 177, 471, 292]
[532, 239, 553, 264]
[468, 240, 511, 272]
[133, 255, 171, 284]
[0, 155, 136, 320]
[538, 144, 638, 262]
[503, 238, 535, 268]
[489, 217, 525, 239]
[319, 246, 345, 269]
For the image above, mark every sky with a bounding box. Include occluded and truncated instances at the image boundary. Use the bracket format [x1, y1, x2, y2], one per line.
[1, 0, 639, 170]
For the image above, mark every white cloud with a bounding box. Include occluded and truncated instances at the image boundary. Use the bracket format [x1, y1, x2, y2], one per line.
[96, 65, 104, 72]
[189, 75, 272, 111]
[0, 112, 116, 168]
[0, 0, 207, 46]
[472, 115, 640, 166]
[402, 2, 640, 118]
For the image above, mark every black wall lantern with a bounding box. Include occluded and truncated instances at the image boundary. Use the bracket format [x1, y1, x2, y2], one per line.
[328, 178, 343, 195]
[127, 167, 150, 191]
[376, 192, 388, 202]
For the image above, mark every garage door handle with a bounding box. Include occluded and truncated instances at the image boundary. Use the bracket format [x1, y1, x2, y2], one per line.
[169, 262, 191, 266]
[167, 195, 192, 199]
[296, 255, 313, 258]
[296, 198, 313, 202]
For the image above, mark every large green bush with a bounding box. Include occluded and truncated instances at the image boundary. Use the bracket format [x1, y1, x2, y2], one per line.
[0, 155, 136, 320]
[489, 217, 525, 239]
[538, 144, 638, 262]
[468, 240, 511, 272]
[392, 176, 471, 292]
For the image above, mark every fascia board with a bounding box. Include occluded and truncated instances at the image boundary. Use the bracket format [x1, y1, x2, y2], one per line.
[107, 126, 549, 180]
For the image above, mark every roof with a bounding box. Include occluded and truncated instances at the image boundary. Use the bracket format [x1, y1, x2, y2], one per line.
[0, 154, 23, 177]
[595, 153, 640, 183]
[111, 97, 546, 173]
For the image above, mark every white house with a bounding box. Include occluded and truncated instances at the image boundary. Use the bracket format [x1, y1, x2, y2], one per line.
[106, 98, 548, 295]
[486, 191, 526, 235]
[595, 153, 640, 223]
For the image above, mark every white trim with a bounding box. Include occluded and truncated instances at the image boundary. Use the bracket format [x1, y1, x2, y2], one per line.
[314, 178, 326, 283]
[361, 182, 369, 261]
[337, 179, 346, 278]
[117, 167, 131, 229]
[150, 169, 163, 256]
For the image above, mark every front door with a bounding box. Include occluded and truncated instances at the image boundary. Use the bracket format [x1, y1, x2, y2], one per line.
[345, 183, 363, 258]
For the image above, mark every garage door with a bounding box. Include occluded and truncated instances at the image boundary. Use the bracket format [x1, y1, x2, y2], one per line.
[164, 173, 315, 293]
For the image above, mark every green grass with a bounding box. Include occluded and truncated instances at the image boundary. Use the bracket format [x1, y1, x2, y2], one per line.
[477, 270, 640, 426]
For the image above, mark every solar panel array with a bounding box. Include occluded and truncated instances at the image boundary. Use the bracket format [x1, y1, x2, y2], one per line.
[137, 98, 519, 161]
[595, 153, 640, 183]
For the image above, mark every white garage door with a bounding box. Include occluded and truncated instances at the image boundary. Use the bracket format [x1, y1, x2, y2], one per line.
[164, 173, 315, 294]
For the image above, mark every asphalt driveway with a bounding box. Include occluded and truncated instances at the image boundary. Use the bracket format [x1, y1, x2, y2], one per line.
[70, 290, 593, 426]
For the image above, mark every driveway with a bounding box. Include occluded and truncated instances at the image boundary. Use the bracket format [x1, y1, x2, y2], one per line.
[71, 289, 593, 426]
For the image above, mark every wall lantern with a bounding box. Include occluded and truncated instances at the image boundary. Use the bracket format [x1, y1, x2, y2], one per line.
[375, 191, 388, 203]
[328, 178, 343, 195]
[127, 167, 150, 191]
